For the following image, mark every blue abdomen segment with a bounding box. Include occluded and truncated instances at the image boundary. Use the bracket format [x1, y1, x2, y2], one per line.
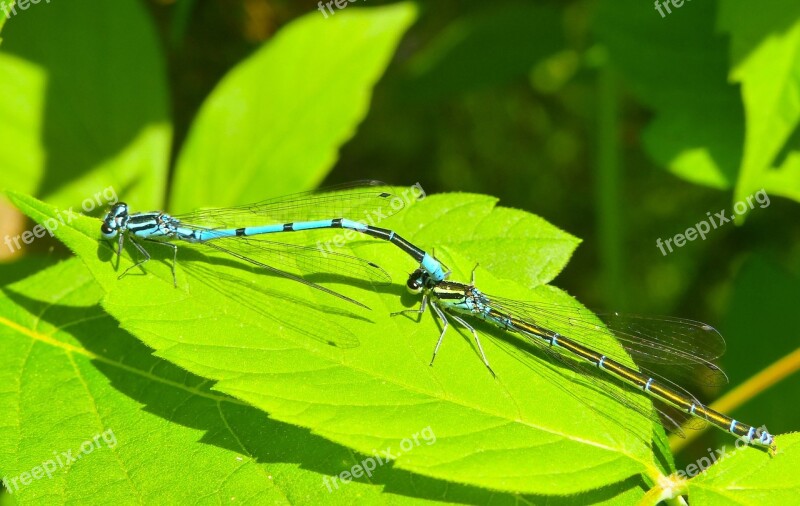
[188, 219, 371, 242]
[286, 220, 337, 232]
[168, 215, 448, 287]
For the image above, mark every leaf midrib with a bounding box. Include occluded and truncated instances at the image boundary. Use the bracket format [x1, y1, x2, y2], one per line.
[0, 314, 248, 407]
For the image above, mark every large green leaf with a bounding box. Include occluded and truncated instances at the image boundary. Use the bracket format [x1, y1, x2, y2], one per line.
[1, 258, 552, 505]
[6, 190, 679, 497]
[395, 192, 580, 288]
[170, 4, 416, 212]
[719, 0, 800, 207]
[0, 0, 169, 209]
[0, 53, 45, 198]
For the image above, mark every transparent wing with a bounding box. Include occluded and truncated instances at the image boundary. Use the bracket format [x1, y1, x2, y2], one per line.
[205, 235, 391, 287]
[492, 325, 682, 444]
[183, 260, 362, 349]
[198, 240, 367, 309]
[174, 180, 405, 229]
[480, 294, 728, 436]
[488, 296, 728, 389]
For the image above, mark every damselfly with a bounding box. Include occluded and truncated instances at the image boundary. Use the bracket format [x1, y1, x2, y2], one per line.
[99, 181, 446, 308]
[394, 264, 776, 450]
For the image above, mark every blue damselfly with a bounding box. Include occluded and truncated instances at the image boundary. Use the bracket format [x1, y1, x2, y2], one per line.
[100, 181, 446, 308]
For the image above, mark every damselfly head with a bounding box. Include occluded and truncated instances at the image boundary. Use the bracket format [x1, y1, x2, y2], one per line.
[406, 268, 433, 294]
[100, 202, 129, 239]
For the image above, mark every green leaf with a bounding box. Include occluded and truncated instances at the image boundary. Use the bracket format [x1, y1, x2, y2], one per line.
[0, 258, 533, 504]
[687, 433, 800, 503]
[0, 0, 170, 209]
[395, 192, 580, 288]
[170, 4, 416, 212]
[594, 0, 742, 190]
[719, 0, 800, 208]
[0, 1, 13, 42]
[761, 150, 800, 202]
[7, 190, 672, 497]
[0, 53, 45, 198]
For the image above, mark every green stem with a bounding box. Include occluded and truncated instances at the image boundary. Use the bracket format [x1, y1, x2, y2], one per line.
[637, 476, 688, 506]
[169, 0, 198, 50]
[595, 56, 625, 308]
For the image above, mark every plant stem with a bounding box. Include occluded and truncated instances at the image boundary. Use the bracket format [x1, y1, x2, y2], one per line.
[595, 57, 625, 309]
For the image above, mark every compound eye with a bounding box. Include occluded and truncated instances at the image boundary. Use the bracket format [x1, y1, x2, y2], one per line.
[405, 278, 423, 294]
[100, 223, 116, 238]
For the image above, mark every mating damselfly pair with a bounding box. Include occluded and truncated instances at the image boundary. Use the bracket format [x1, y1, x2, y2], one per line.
[100, 181, 775, 451]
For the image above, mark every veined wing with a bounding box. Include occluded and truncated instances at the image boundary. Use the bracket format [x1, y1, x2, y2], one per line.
[480, 294, 727, 435]
[487, 296, 728, 388]
[208, 235, 391, 286]
[183, 261, 362, 349]
[174, 180, 406, 229]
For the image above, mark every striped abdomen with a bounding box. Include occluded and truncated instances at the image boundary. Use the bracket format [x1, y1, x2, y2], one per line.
[487, 309, 774, 447]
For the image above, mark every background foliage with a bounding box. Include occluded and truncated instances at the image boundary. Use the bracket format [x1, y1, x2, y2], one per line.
[0, 0, 798, 504]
